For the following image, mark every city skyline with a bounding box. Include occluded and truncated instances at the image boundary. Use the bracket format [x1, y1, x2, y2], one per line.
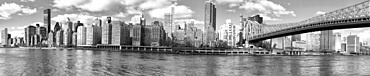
[0, 0, 370, 41]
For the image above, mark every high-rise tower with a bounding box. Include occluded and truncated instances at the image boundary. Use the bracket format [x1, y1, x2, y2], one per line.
[204, 0, 216, 47]
[44, 9, 51, 33]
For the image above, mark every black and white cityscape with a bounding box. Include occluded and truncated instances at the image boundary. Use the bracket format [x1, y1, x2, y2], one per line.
[1, 0, 370, 75]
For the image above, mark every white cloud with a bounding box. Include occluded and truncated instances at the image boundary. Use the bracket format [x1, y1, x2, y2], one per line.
[259, 14, 281, 21]
[239, 0, 296, 17]
[217, 0, 295, 17]
[229, 3, 239, 7]
[126, 7, 143, 15]
[139, 0, 173, 10]
[51, 13, 120, 24]
[148, 5, 194, 19]
[21, 8, 37, 15]
[216, 0, 243, 3]
[226, 9, 236, 12]
[174, 19, 204, 25]
[114, 12, 128, 18]
[76, 0, 123, 12]
[0, 3, 37, 19]
[51, 13, 97, 23]
[20, 0, 36, 2]
[0, 3, 22, 19]
[53, 0, 123, 12]
[316, 11, 326, 15]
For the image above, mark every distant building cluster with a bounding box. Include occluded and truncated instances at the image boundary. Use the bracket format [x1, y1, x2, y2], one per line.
[0, 0, 285, 49]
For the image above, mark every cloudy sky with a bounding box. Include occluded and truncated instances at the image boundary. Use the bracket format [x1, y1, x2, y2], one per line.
[0, 0, 369, 41]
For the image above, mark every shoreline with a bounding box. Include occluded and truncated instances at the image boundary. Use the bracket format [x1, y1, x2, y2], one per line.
[9, 46, 367, 56]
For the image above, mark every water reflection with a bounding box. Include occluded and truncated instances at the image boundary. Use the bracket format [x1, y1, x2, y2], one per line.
[0, 48, 369, 75]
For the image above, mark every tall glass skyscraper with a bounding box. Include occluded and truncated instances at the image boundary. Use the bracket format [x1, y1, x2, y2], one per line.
[44, 9, 51, 33]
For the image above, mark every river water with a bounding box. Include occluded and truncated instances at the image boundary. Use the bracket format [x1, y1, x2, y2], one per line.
[0, 48, 369, 76]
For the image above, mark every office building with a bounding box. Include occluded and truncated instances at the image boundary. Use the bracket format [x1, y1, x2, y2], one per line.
[333, 33, 341, 52]
[15, 37, 24, 45]
[8, 38, 13, 46]
[44, 9, 51, 33]
[35, 24, 47, 40]
[151, 21, 165, 46]
[48, 31, 55, 47]
[271, 37, 285, 49]
[55, 30, 64, 46]
[25, 26, 36, 46]
[1, 28, 8, 46]
[320, 30, 334, 52]
[143, 24, 152, 46]
[111, 21, 130, 45]
[93, 18, 102, 27]
[292, 41, 307, 51]
[33, 34, 40, 46]
[194, 28, 203, 47]
[102, 20, 112, 45]
[62, 19, 73, 46]
[347, 35, 360, 53]
[86, 25, 102, 45]
[248, 15, 263, 24]
[341, 43, 346, 52]
[63, 18, 73, 30]
[63, 29, 72, 46]
[291, 34, 301, 41]
[72, 32, 77, 46]
[164, 13, 173, 39]
[204, 1, 217, 47]
[363, 38, 370, 47]
[73, 21, 83, 32]
[132, 24, 143, 46]
[77, 26, 86, 45]
[218, 19, 237, 47]
[54, 22, 62, 32]
[306, 33, 320, 51]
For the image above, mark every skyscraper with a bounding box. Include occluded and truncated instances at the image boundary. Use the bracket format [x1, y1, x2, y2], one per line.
[77, 26, 86, 45]
[55, 30, 64, 46]
[144, 24, 152, 46]
[151, 21, 165, 46]
[204, 1, 217, 47]
[44, 9, 51, 33]
[1, 28, 8, 46]
[164, 13, 173, 39]
[63, 18, 73, 46]
[63, 29, 72, 46]
[320, 30, 334, 52]
[93, 18, 102, 27]
[35, 24, 47, 40]
[132, 24, 143, 46]
[73, 21, 83, 32]
[347, 35, 360, 53]
[306, 33, 320, 51]
[102, 17, 112, 45]
[111, 21, 130, 45]
[48, 31, 55, 47]
[25, 26, 36, 46]
[72, 32, 77, 46]
[54, 22, 61, 32]
[86, 25, 101, 45]
[333, 33, 341, 52]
